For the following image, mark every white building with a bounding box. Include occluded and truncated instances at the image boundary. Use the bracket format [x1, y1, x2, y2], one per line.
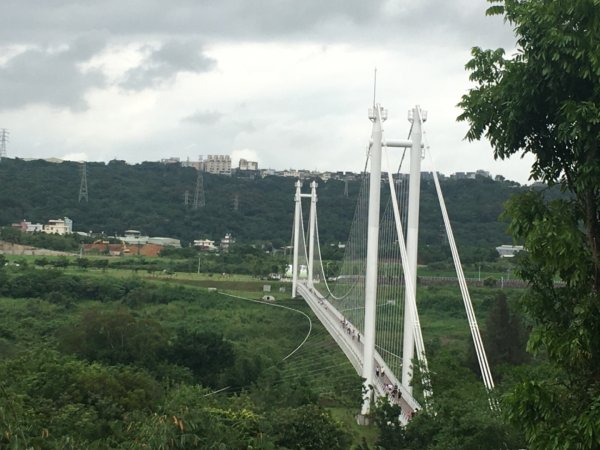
[160, 157, 181, 164]
[118, 230, 181, 247]
[260, 169, 276, 177]
[239, 159, 258, 171]
[12, 220, 44, 232]
[27, 222, 44, 232]
[43, 217, 73, 235]
[281, 169, 300, 178]
[148, 237, 181, 247]
[220, 233, 235, 252]
[203, 155, 231, 175]
[119, 230, 149, 245]
[496, 244, 524, 258]
[193, 239, 217, 251]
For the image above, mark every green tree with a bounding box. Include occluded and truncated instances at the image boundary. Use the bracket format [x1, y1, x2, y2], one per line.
[458, 1, 600, 447]
[373, 400, 409, 449]
[373, 350, 523, 450]
[52, 256, 70, 268]
[467, 291, 528, 377]
[0, 158, 522, 265]
[34, 257, 49, 267]
[92, 259, 109, 270]
[122, 385, 271, 449]
[0, 350, 163, 448]
[167, 329, 236, 387]
[486, 292, 528, 367]
[60, 309, 168, 367]
[269, 404, 351, 450]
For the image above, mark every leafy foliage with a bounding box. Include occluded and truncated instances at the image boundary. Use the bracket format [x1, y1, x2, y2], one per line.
[0, 350, 163, 448]
[466, 291, 529, 379]
[166, 329, 236, 386]
[60, 308, 168, 367]
[459, 1, 600, 447]
[0, 158, 529, 263]
[374, 348, 524, 450]
[0, 268, 356, 448]
[269, 404, 352, 450]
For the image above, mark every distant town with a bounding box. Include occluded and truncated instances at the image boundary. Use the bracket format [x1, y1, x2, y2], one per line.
[161, 154, 504, 182]
[9, 217, 239, 258]
[4, 153, 527, 259]
[23, 153, 515, 183]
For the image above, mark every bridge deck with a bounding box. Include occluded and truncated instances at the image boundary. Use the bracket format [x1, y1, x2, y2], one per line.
[297, 281, 421, 423]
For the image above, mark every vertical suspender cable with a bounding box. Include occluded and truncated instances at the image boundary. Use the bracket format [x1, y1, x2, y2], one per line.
[383, 143, 432, 400]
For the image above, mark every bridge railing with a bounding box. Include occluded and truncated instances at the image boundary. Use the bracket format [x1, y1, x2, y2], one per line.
[297, 282, 363, 374]
[297, 281, 422, 423]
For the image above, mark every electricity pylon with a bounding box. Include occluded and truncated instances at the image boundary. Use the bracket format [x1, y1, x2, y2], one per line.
[0, 129, 9, 163]
[193, 171, 205, 209]
[79, 162, 88, 202]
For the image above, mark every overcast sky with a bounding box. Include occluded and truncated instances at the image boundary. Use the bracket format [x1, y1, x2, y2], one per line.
[0, 1, 535, 183]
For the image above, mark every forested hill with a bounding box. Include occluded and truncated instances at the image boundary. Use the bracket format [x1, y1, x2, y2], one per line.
[0, 158, 526, 262]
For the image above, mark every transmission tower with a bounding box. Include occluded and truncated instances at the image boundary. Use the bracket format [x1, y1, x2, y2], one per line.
[78, 162, 88, 202]
[344, 179, 349, 197]
[193, 171, 205, 209]
[184, 190, 190, 206]
[233, 193, 239, 211]
[0, 129, 9, 163]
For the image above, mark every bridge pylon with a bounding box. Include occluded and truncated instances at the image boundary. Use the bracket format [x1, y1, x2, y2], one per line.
[291, 180, 318, 297]
[361, 104, 385, 415]
[290, 99, 497, 422]
[292, 181, 302, 298]
[307, 181, 318, 289]
[402, 106, 424, 395]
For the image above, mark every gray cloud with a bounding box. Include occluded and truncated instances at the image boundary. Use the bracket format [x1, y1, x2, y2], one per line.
[181, 110, 223, 125]
[382, 0, 515, 48]
[0, 0, 382, 41]
[0, 33, 107, 110]
[119, 40, 216, 90]
[0, 0, 512, 49]
[234, 120, 256, 134]
[0, 0, 527, 181]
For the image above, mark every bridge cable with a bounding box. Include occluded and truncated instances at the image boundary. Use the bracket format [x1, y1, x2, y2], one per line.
[314, 212, 357, 301]
[218, 291, 313, 361]
[321, 165, 370, 333]
[420, 127, 497, 401]
[382, 136, 432, 401]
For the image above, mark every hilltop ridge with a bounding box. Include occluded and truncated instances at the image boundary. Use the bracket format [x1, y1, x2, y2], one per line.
[0, 157, 526, 262]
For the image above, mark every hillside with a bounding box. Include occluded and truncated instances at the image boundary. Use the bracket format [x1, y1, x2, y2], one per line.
[0, 158, 526, 262]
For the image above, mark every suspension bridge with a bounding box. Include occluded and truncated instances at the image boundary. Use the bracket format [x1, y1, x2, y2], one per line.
[288, 104, 495, 423]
